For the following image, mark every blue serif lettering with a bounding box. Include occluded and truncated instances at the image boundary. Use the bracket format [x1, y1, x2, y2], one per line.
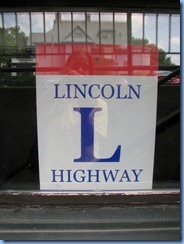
[74, 107, 121, 163]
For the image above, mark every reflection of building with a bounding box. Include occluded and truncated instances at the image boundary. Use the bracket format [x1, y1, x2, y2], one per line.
[12, 14, 156, 76]
[9, 14, 127, 76]
[27, 13, 127, 45]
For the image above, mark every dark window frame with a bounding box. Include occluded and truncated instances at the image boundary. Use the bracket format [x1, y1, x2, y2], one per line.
[0, 1, 180, 206]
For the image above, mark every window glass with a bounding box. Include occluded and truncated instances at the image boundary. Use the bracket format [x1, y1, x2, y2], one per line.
[100, 13, 113, 44]
[17, 13, 30, 50]
[166, 54, 180, 66]
[132, 13, 143, 41]
[17, 13, 30, 37]
[73, 12, 85, 21]
[31, 12, 44, 43]
[115, 13, 127, 45]
[0, 11, 180, 191]
[59, 12, 72, 43]
[3, 13, 16, 28]
[0, 13, 2, 27]
[144, 14, 156, 46]
[0, 13, 3, 52]
[158, 14, 169, 52]
[3, 13, 16, 49]
[72, 12, 86, 43]
[171, 14, 180, 53]
[45, 12, 57, 43]
[87, 12, 100, 44]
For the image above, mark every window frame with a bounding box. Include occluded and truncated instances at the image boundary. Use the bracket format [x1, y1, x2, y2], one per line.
[0, 2, 180, 206]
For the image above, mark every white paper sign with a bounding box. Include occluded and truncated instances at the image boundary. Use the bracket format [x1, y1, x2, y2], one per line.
[36, 44, 158, 191]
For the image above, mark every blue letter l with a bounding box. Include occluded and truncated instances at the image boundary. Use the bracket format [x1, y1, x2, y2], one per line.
[74, 107, 121, 162]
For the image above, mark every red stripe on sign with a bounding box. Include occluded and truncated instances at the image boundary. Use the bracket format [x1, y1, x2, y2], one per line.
[36, 44, 158, 76]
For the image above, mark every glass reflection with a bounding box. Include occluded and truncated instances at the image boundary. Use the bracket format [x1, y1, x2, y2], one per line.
[100, 13, 113, 44]
[144, 14, 156, 46]
[87, 12, 99, 44]
[132, 13, 143, 40]
[171, 15, 180, 52]
[158, 14, 169, 52]
[0, 13, 3, 50]
[3, 13, 16, 28]
[17, 13, 29, 49]
[45, 12, 57, 43]
[17, 13, 30, 36]
[59, 12, 72, 43]
[0, 13, 2, 27]
[167, 54, 180, 66]
[72, 12, 86, 43]
[73, 12, 85, 21]
[31, 12, 44, 42]
[115, 13, 127, 45]
[0, 10, 180, 190]
[3, 13, 16, 47]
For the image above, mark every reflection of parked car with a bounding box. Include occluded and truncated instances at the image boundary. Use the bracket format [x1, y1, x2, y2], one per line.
[155, 70, 180, 85]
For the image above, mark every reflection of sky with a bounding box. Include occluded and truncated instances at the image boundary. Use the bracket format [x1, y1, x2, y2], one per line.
[132, 13, 180, 64]
[45, 13, 56, 32]
[17, 13, 30, 35]
[61, 12, 127, 22]
[132, 13, 180, 52]
[31, 13, 44, 33]
[171, 15, 180, 52]
[3, 13, 15, 28]
[158, 15, 170, 51]
[1, 12, 180, 64]
[145, 14, 156, 45]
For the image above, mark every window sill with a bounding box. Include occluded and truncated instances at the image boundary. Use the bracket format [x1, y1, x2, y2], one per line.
[0, 188, 180, 207]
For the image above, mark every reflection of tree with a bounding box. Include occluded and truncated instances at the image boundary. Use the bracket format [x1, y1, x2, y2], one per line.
[0, 26, 28, 67]
[131, 37, 149, 45]
[158, 49, 175, 66]
[0, 27, 35, 86]
[131, 37, 175, 66]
